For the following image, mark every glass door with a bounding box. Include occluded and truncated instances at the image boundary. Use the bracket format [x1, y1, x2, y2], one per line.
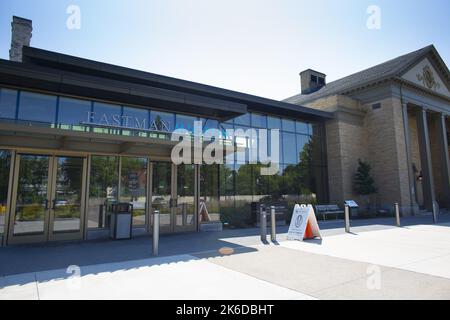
[151, 162, 173, 233]
[8, 154, 51, 244]
[48, 156, 86, 241]
[174, 164, 197, 232]
[150, 162, 198, 233]
[8, 154, 86, 244]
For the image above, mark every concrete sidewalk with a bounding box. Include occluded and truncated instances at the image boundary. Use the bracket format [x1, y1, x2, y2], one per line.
[1, 215, 450, 300]
[1, 214, 446, 277]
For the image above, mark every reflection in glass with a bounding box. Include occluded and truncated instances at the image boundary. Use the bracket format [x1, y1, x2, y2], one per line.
[152, 162, 172, 229]
[150, 111, 173, 140]
[251, 113, 267, 128]
[122, 107, 149, 137]
[13, 155, 50, 235]
[18, 92, 57, 125]
[120, 157, 147, 227]
[234, 164, 252, 227]
[176, 164, 196, 230]
[53, 157, 83, 233]
[92, 102, 122, 135]
[234, 113, 251, 126]
[88, 156, 119, 229]
[200, 165, 220, 223]
[175, 114, 197, 133]
[58, 97, 91, 131]
[282, 132, 297, 164]
[0, 150, 11, 234]
[296, 134, 311, 164]
[202, 118, 219, 132]
[219, 164, 235, 228]
[267, 116, 281, 130]
[0, 88, 17, 120]
[282, 118, 295, 132]
[296, 121, 310, 135]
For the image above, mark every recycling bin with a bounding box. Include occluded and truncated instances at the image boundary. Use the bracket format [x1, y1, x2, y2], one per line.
[110, 203, 133, 240]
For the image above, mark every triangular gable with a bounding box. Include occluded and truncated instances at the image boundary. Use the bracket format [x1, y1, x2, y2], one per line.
[401, 57, 450, 97]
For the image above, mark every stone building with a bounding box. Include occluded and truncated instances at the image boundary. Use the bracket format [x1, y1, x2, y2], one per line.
[286, 46, 450, 215]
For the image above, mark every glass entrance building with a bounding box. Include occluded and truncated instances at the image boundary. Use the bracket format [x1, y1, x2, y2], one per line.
[0, 45, 331, 246]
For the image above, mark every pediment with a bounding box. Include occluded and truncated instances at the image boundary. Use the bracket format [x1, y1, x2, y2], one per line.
[402, 57, 450, 97]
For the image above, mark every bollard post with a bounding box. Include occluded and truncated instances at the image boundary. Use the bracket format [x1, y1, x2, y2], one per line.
[432, 201, 439, 223]
[395, 203, 401, 227]
[344, 204, 350, 233]
[153, 210, 160, 256]
[270, 206, 276, 242]
[260, 204, 267, 242]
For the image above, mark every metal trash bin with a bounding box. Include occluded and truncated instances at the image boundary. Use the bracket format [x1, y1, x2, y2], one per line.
[110, 203, 133, 240]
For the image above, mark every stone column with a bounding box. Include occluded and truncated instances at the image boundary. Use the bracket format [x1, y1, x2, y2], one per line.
[416, 108, 436, 211]
[435, 114, 450, 208]
[402, 102, 418, 215]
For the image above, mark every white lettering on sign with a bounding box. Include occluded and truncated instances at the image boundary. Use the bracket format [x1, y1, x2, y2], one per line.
[82, 112, 170, 132]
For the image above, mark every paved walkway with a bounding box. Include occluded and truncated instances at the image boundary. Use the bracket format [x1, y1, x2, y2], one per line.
[1, 214, 450, 299]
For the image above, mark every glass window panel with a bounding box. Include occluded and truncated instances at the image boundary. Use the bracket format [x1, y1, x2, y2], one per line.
[120, 157, 147, 227]
[0, 150, 11, 234]
[122, 106, 149, 137]
[268, 129, 282, 164]
[52, 157, 84, 233]
[219, 164, 235, 229]
[282, 132, 297, 164]
[151, 162, 172, 229]
[122, 107, 149, 130]
[251, 113, 267, 128]
[13, 155, 50, 235]
[150, 111, 173, 139]
[0, 88, 17, 120]
[200, 165, 220, 223]
[58, 97, 91, 131]
[296, 121, 310, 135]
[176, 164, 196, 230]
[88, 156, 119, 229]
[234, 113, 250, 126]
[175, 114, 197, 133]
[296, 134, 311, 164]
[202, 118, 219, 132]
[282, 118, 295, 132]
[235, 125, 254, 164]
[18, 91, 57, 124]
[268, 164, 284, 201]
[253, 164, 269, 200]
[267, 116, 281, 130]
[234, 164, 252, 227]
[92, 102, 122, 134]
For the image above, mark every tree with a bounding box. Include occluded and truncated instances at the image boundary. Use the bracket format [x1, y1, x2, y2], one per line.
[353, 159, 377, 210]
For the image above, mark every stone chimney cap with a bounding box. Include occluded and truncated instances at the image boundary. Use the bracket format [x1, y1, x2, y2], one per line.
[12, 16, 33, 24]
[300, 69, 326, 77]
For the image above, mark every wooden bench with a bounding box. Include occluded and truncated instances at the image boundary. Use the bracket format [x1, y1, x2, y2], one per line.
[314, 205, 344, 220]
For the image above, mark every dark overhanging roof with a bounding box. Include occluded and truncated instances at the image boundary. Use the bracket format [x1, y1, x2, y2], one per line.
[285, 45, 450, 105]
[14, 46, 332, 121]
[0, 59, 247, 120]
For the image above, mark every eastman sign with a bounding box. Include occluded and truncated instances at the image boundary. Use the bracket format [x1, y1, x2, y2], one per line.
[82, 111, 171, 133]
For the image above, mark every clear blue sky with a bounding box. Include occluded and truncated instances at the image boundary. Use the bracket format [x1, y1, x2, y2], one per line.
[0, 0, 449, 100]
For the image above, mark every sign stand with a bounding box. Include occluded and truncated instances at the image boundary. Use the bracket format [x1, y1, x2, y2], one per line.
[287, 204, 321, 241]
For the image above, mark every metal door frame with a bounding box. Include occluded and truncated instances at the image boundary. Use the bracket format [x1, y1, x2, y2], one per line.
[47, 155, 87, 242]
[7, 152, 87, 245]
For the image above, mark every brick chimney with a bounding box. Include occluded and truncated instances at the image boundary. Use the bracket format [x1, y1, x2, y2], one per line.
[300, 69, 326, 94]
[9, 16, 32, 62]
